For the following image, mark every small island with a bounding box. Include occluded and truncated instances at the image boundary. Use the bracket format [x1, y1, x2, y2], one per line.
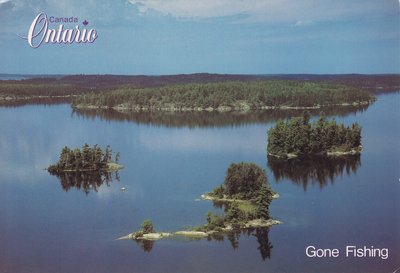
[267, 112, 362, 159]
[195, 162, 280, 234]
[121, 162, 280, 243]
[47, 144, 123, 174]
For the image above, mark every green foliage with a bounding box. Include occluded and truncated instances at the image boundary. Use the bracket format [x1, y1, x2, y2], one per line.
[204, 212, 225, 231]
[256, 184, 273, 220]
[210, 185, 225, 198]
[268, 112, 362, 157]
[72, 80, 373, 110]
[225, 202, 244, 222]
[202, 162, 275, 231]
[141, 219, 154, 234]
[224, 162, 268, 200]
[2, 75, 398, 105]
[48, 144, 118, 173]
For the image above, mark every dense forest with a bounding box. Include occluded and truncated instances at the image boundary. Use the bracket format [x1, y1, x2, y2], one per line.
[72, 80, 373, 111]
[0, 73, 260, 99]
[48, 144, 121, 173]
[267, 112, 362, 158]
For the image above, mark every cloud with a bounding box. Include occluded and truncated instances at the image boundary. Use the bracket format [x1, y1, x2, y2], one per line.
[294, 20, 314, 27]
[2, 0, 397, 26]
[128, 0, 397, 24]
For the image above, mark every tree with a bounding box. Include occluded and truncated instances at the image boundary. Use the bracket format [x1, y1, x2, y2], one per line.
[256, 184, 272, 220]
[141, 219, 154, 234]
[103, 145, 112, 163]
[225, 202, 241, 222]
[224, 162, 267, 199]
[82, 143, 91, 168]
[73, 148, 82, 170]
[59, 146, 71, 168]
[351, 123, 362, 147]
[206, 211, 212, 226]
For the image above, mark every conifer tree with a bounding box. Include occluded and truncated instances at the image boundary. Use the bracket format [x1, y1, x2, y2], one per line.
[256, 184, 272, 220]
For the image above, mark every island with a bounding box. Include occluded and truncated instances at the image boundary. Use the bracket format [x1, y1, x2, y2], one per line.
[195, 162, 280, 233]
[47, 144, 123, 174]
[120, 162, 280, 243]
[267, 112, 362, 159]
[73, 80, 374, 112]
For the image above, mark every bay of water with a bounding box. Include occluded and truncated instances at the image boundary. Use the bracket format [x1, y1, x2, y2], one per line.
[0, 93, 399, 273]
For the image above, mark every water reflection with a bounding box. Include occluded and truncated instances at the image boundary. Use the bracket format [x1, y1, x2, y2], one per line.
[0, 97, 71, 107]
[134, 228, 273, 261]
[268, 154, 361, 190]
[210, 228, 273, 261]
[49, 170, 120, 195]
[135, 239, 154, 252]
[72, 104, 369, 128]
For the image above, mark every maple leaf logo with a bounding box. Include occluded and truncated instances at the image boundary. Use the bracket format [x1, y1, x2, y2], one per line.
[83, 20, 89, 26]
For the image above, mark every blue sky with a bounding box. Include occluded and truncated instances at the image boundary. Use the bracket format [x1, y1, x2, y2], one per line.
[0, 0, 399, 75]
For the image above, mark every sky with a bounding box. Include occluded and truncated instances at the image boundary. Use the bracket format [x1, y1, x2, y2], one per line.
[0, 0, 399, 75]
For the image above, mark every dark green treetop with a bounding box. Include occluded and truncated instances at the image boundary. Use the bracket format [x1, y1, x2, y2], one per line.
[268, 112, 362, 158]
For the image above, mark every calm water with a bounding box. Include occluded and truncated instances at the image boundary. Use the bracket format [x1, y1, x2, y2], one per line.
[0, 93, 399, 273]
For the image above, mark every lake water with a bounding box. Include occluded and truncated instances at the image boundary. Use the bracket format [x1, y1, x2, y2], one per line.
[0, 93, 399, 273]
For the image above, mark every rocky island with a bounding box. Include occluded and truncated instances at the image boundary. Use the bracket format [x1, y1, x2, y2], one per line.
[120, 162, 280, 243]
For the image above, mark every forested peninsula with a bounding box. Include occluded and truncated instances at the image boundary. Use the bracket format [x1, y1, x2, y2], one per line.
[47, 144, 122, 174]
[267, 113, 362, 158]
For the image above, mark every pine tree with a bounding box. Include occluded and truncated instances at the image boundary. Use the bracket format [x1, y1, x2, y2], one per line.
[141, 219, 154, 234]
[226, 202, 241, 222]
[256, 184, 272, 220]
[82, 143, 91, 168]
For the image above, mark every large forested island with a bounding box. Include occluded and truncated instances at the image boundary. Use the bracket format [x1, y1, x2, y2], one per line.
[267, 112, 362, 158]
[73, 80, 373, 111]
[47, 144, 122, 174]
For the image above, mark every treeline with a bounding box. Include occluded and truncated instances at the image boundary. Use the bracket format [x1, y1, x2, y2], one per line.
[48, 144, 119, 173]
[73, 80, 373, 110]
[0, 73, 259, 99]
[2, 74, 398, 105]
[267, 112, 362, 158]
[289, 74, 400, 94]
